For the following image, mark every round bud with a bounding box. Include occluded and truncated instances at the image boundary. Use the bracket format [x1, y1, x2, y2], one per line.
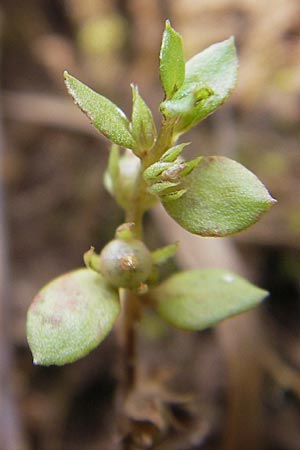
[99, 239, 152, 289]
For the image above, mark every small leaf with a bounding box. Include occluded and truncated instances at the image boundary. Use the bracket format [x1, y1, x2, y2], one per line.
[160, 37, 238, 134]
[64, 71, 136, 149]
[151, 242, 179, 265]
[160, 143, 189, 162]
[160, 20, 185, 99]
[152, 269, 268, 331]
[83, 247, 101, 273]
[148, 180, 180, 197]
[143, 160, 171, 182]
[162, 156, 276, 237]
[27, 269, 120, 366]
[131, 84, 157, 153]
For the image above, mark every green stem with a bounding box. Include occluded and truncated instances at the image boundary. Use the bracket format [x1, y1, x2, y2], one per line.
[125, 118, 177, 237]
[117, 118, 176, 447]
[116, 289, 140, 444]
[148, 117, 178, 164]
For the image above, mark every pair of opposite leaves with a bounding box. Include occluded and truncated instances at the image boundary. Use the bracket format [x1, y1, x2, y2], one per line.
[27, 268, 268, 366]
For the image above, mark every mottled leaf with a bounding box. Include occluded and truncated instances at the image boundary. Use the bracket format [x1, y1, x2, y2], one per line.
[64, 71, 136, 149]
[160, 37, 238, 134]
[160, 20, 185, 99]
[162, 156, 276, 237]
[27, 269, 120, 366]
[152, 269, 268, 330]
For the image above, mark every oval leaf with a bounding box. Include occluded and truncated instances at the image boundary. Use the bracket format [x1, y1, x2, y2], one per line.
[64, 71, 136, 149]
[160, 20, 185, 99]
[160, 37, 238, 134]
[27, 268, 120, 366]
[152, 269, 268, 331]
[162, 156, 276, 237]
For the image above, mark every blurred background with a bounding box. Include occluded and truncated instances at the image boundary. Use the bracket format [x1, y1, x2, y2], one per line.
[0, 0, 300, 449]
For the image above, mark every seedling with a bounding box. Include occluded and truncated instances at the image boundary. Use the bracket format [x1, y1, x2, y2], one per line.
[26, 20, 276, 444]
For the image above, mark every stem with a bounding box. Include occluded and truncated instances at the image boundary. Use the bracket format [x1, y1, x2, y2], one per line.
[126, 118, 177, 237]
[149, 117, 178, 164]
[119, 289, 140, 393]
[116, 289, 140, 442]
[116, 118, 176, 447]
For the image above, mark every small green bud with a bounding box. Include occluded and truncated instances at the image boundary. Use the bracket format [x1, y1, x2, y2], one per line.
[143, 146, 200, 201]
[99, 238, 152, 290]
[104, 149, 157, 211]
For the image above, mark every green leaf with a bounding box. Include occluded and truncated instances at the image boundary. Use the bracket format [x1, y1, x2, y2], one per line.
[162, 156, 276, 237]
[160, 37, 238, 134]
[152, 269, 268, 331]
[160, 143, 189, 162]
[64, 71, 136, 149]
[151, 242, 179, 265]
[160, 20, 185, 99]
[27, 268, 120, 366]
[131, 84, 157, 153]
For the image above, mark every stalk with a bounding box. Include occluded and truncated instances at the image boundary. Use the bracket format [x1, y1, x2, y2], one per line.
[126, 118, 177, 237]
[116, 289, 140, 445]
[116, 118, 176, 447]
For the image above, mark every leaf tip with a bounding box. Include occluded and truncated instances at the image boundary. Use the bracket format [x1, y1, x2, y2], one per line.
[264, 193, 277, 211]
[165, 19, 171, 30]
[130, 82, 138, 96]
[63, 71, 73, 92]
[261, 288, 270, 300]
[63, 71, 73, 88]
[223, 35, 236, 51]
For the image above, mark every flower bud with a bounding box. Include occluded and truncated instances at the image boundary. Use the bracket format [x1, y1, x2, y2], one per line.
[99, 238, 152, 290]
